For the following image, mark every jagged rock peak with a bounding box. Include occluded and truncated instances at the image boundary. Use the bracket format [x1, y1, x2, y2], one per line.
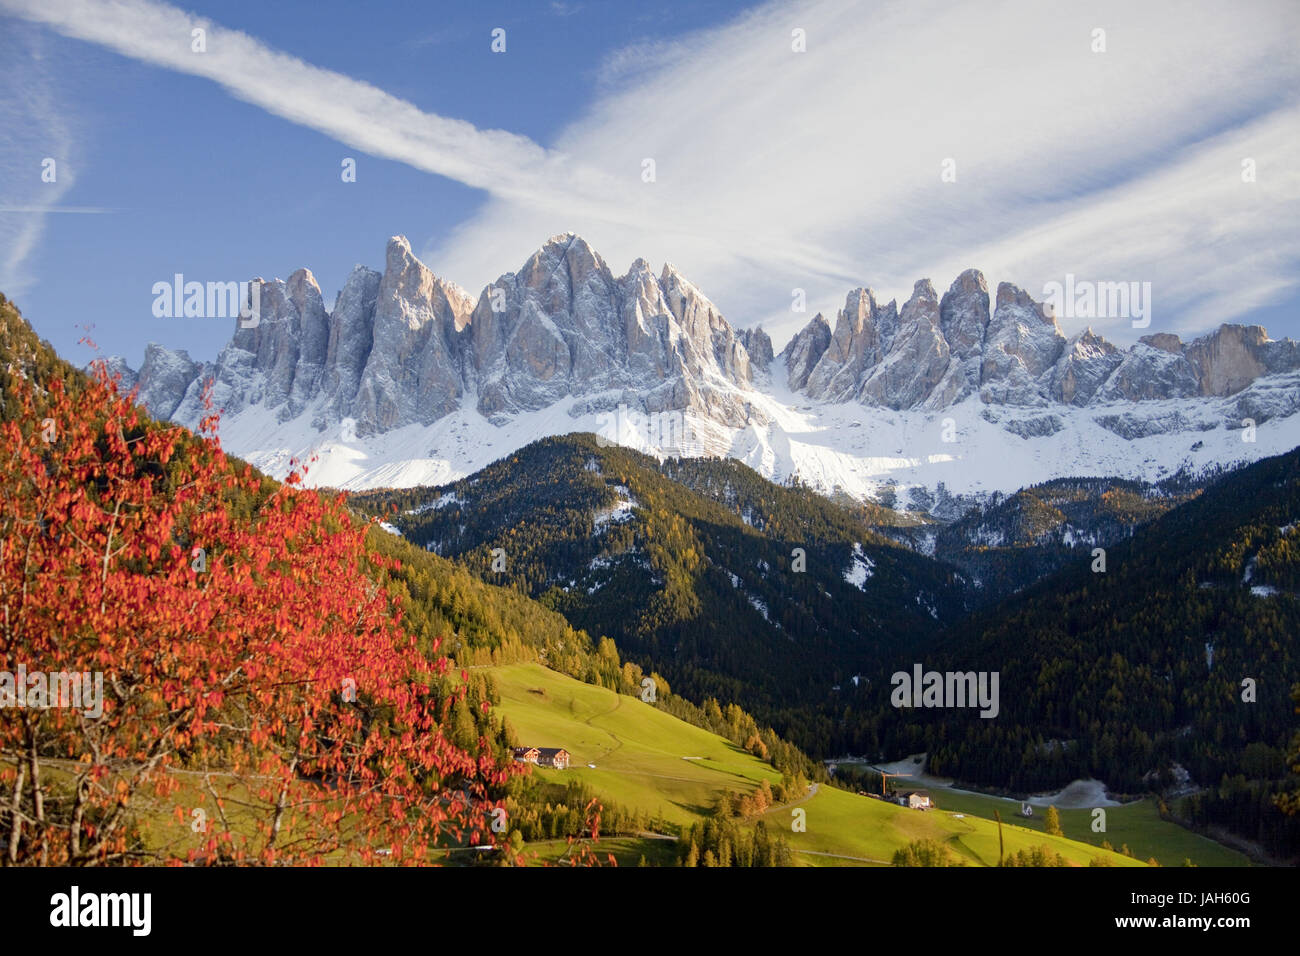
[1140, 331, 1183, 354]
[781, 312, 833, 392]
[740, 325, 774, 375]
[116, 241, 1300, 442]
[996, 281, 1058, 326]
[1051, 327, 1123, 406]
[381, 236, 474, 329]
[949, 267, 987, 293]
[902, 278, 939, 314]
[935, 268, 991, 401]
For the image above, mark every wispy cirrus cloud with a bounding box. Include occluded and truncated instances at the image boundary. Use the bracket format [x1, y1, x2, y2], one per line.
[0, 26, 80, 296]
[429, 0, 1300, 345]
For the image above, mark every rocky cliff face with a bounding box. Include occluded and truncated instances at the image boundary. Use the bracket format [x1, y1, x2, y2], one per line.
[124, 234, 770, 436]
[313, 264, 379, 431]
[351, 236, 470, 433]
[860, 280, 950, 410]
[120, 236, 1300, 446]
[934, 268, 991, 403]
[467, 236, 765, 426]
[1050, 330, 1122, 406]
[782, 312, 831, 392]
[802, 288, 897, 402]
[780, 270, 1300, 413]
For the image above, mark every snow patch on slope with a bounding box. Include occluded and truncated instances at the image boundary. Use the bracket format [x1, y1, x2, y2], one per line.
[594, 486, 638, 532]
[844, 543, 876, 590]
[204, 362, 1300, 516]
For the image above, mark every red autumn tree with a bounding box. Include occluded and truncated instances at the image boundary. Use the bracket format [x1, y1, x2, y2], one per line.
[0, 363, 521, 865]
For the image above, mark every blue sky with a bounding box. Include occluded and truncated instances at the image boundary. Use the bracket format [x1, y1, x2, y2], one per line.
[2, 0, 1298, 369]
[2, 0, 757, 363]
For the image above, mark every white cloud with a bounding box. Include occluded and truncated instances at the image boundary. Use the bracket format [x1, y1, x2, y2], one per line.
[429, 0, 1300, 346]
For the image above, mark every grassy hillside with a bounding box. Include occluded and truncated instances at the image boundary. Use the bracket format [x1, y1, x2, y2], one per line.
[491, 662, 1145, 867]
[927, 789, 1249, 867]
[492, 662, 783, 829]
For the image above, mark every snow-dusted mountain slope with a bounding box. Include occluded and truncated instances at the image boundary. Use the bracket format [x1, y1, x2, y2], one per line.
[113, 234, 1300, 507]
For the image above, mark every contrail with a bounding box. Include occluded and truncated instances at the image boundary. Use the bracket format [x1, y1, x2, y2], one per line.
[0, 206, 116, 213]
[0, 0, 609, 208]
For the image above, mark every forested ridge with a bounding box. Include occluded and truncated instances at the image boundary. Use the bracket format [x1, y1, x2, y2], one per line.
[866, 449, 1300, 858]
[352, 434, 967, 724]
[364, 526, 825, 785]
[886, 474, 1208, 605]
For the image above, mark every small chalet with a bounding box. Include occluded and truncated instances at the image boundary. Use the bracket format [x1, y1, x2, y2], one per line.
[897, 790, 932, 810]
[513, 746, 570, 769]
[512, 747, 540, 764]
[537, 748, 570, 769]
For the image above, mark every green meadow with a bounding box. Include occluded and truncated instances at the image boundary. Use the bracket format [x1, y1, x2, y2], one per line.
[490, 662, 1172, 867]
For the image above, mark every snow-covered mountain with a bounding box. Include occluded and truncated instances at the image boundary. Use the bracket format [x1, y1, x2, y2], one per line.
[113, 234, 1300, 509]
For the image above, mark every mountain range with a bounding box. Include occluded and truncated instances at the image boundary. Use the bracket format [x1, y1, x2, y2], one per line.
[113, 234, 1300, 507]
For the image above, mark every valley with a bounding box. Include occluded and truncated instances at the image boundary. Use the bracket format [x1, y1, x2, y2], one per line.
[488, 661, 1240, 867]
